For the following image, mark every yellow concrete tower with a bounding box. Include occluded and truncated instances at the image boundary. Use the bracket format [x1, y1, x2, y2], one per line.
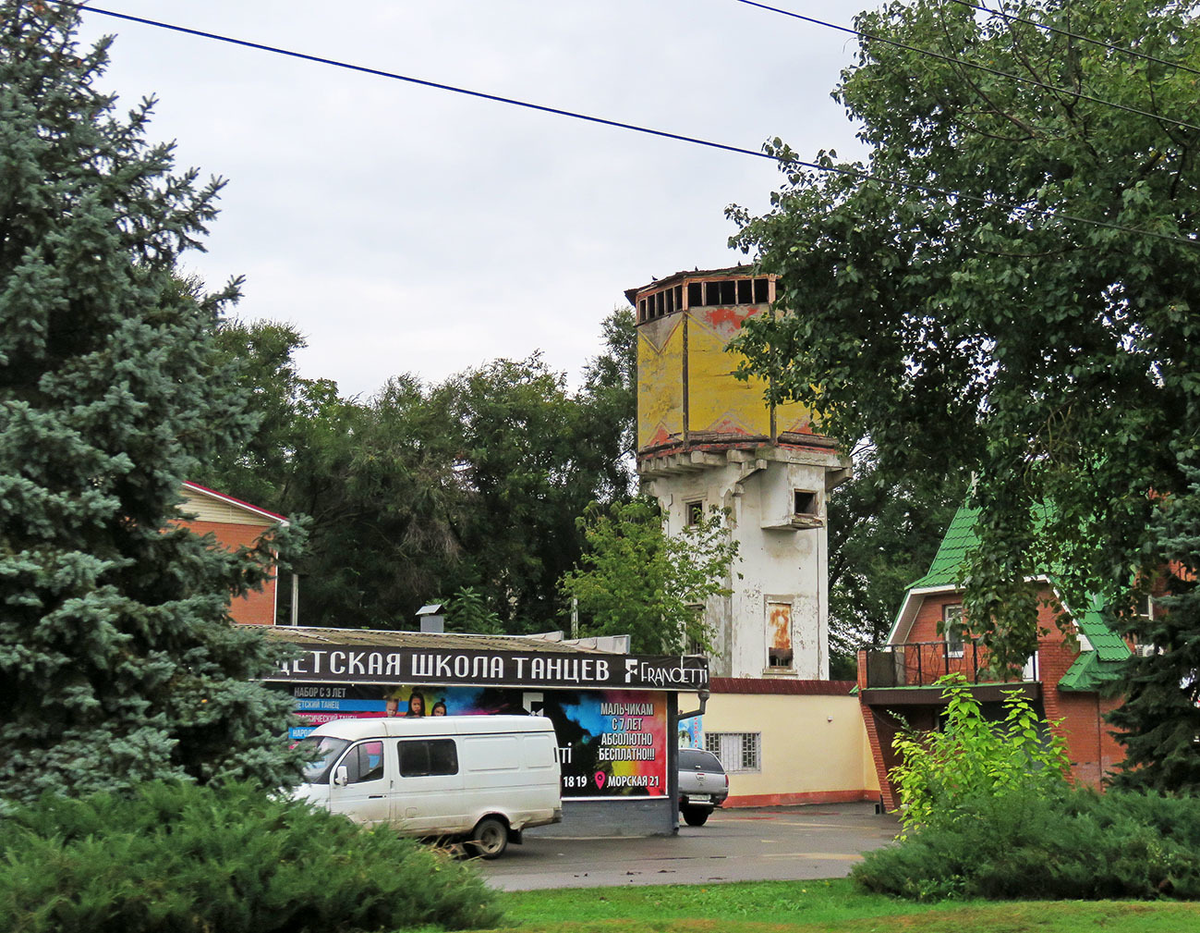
[629, 267, 850, 680]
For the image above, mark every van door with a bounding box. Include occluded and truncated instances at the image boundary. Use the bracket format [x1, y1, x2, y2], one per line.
[328, 739, 390, 827]
[391, 738, 465, 834]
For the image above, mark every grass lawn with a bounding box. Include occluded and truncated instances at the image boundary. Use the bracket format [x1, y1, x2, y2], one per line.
[471, 878, 1200, 932]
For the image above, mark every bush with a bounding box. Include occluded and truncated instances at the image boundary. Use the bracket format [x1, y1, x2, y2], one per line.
[853, 786, 1200, 901]
[0, 781, 502, 933]
[889, 674, 1070, 835]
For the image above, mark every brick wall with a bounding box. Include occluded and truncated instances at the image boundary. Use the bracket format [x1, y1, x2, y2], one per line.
[188, 519, 278, 626]
[860, 586, 1128, 808]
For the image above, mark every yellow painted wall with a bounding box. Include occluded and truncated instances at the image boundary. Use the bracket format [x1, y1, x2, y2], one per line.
[637, 316, 684, 449]
[700, 693, 879, 806]
[637, 306, 816, 452]
[687, 315, 772, 437]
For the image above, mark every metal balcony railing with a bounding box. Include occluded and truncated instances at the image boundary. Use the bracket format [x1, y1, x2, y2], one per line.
[861, 641, 1038, 689]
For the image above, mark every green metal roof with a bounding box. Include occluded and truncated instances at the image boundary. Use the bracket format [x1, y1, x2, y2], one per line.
[1075, 595, 1133, 663]
[907, 504, 980, 589]
[901, 502, 1131, 681]
[1058, 650, 1128, 692]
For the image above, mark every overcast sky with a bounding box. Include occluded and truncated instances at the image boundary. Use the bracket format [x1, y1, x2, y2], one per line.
[76, 1, 868, 400]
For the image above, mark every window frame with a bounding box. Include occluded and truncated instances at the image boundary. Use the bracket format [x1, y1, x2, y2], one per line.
[943, 603, 965, 659]
[397, 738, 459, 778]
[704, 732, 761, 773]
[343, 740, 386, 784]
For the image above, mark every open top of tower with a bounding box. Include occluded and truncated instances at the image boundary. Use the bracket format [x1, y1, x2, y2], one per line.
[629, 266, 840, 473]
[625, 265, 775, 323]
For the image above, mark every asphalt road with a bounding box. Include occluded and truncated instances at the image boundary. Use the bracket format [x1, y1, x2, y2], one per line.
[477, 802, 900, 890]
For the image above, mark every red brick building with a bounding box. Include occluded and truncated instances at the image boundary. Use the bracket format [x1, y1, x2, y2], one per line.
[857, 505, 1130, 811]
[179, 481, 289, 626]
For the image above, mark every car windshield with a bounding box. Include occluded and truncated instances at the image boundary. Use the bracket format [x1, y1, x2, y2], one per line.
[296, 735, 351, 784]
[679, 749, 724, 772]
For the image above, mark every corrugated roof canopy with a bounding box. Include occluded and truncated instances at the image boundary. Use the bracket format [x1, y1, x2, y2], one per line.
[261, 626, 620, 656]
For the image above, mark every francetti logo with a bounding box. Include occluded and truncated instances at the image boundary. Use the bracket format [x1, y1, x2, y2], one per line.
[624, 658, 708, 688]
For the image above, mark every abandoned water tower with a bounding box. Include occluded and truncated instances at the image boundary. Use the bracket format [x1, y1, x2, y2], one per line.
[629, 267, 851, 680]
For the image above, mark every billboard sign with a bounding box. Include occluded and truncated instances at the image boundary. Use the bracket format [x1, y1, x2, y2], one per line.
[279, 683, 669, 800]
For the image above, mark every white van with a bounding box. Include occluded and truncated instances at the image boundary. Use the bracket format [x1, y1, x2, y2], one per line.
[293, 715, 562, 858]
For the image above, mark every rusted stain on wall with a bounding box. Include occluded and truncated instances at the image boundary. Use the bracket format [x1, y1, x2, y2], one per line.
[768, 602, 793, 669]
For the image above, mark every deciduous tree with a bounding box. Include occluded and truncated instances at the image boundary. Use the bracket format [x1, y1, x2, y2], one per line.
[560, 499, 739, 655]
[729, 0, 1200, 690]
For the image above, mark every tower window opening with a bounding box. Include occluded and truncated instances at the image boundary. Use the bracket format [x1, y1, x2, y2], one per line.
[767, 602, 794, 670]
[639, 298, 647, 322]
[737, 279, 752, 304]
[674, 284, 683, 311]
[665, 288, 674, 314]
[685, 501, 704, 527]
[655, 290, 665, 317]
[719, 280, 736, 305]
[793, 490, 817, 516]
[754, 278, 770, 303]
[705, 281, 722, 306]
[687, 282, 703, 307]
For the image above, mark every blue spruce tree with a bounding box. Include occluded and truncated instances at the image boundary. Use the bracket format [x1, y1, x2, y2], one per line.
[0, 1, 302, 799]
[1109, 455, 1200, 794]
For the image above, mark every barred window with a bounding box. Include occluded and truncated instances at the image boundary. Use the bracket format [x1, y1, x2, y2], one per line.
[705, 732, 761, 773]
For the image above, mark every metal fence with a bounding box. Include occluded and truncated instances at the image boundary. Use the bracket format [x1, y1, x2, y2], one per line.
[862, 641, 1037, 689]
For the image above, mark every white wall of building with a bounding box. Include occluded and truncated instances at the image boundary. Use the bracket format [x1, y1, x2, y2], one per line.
[643, 447, 845, 680]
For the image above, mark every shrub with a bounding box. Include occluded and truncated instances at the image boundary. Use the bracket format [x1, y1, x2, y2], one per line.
[853, 786, 1200, 901]
[889, 674, 1070, 834]
[0, 781, 502, 933]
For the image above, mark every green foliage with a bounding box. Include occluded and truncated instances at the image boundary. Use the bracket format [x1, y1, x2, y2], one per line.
[560, 498, 739, 655]
[0, 780, 502, 933]
[443, 586, 505, 635]
[728, 0, 1200, 677]
[204, 311, 637, 633]
[827, 439, 967, 654]
[889, 675, 1069, 835]
[1108, 456, 1200, 793]
[853, 787, 1200, 902]
[0, 1, 303, 798]
[200, 318, 342, 512]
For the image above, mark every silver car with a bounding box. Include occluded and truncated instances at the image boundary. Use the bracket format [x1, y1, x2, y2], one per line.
[678, 748, 729, 826]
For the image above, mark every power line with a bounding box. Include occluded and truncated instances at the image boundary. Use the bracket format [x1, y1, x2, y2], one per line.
[733, 0, 1200, 134]
[60, 3, 1198, 249]
[948, 0, 1200, 79]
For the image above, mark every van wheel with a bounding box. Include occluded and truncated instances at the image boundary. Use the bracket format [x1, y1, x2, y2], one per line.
[470, 817, 508, 859]
[682, 807, 710, 827]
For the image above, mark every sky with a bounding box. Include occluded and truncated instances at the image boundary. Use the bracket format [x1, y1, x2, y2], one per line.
[75, 1, 869, 400]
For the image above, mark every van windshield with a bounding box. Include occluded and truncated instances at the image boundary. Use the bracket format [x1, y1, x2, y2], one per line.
[296, 735, 351, 784]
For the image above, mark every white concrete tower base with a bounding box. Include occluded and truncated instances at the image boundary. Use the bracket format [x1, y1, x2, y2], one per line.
[640, 444, 849, 680]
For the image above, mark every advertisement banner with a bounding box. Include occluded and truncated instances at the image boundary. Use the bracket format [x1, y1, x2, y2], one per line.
[677, 714, 703, 749]
[268, 645, 707, 692]
[277, 683, 668, 799]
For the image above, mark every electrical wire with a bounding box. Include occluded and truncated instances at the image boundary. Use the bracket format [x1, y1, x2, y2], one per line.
[733, 0, 1200, 134]
[948, 0, 1200, 79]
[57, 3, 1200, 249]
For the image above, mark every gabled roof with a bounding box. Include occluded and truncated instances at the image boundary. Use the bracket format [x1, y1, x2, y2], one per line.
[887, 503, 1130, 674]
[906, 504, 979, 589]
[182, 481, 289, 525]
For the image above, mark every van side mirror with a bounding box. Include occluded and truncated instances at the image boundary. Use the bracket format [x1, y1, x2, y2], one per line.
[333, 765, 349, 787]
